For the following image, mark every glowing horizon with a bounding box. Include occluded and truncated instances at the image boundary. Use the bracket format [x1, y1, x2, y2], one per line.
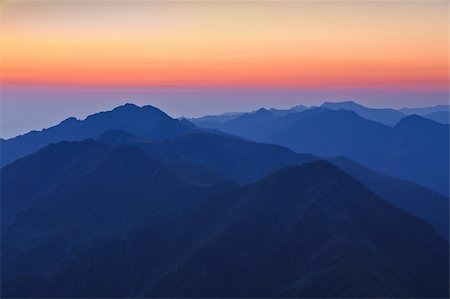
[1, 1, 448, 90]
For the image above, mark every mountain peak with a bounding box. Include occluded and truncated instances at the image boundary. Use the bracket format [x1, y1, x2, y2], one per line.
[395, 113, 444, 129]
[255, 107, 271, 114]
[58, 117, 79, 126]
[257, 160, 351, 191]
[321, 100, 365, 110]
[112, 103, 139, 111]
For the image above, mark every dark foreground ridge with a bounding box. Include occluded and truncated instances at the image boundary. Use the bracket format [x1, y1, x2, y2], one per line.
[2, 151, 448, 298]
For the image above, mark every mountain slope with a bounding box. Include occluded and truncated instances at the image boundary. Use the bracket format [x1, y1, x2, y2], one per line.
[320, 101, 405, 126]
[265, 109, 449, 195]
[400, 104, 450, 116]
[423, 111, 450, 124]
[0, 103, 195, 167]
[329, 156, 449, 237]
[148, 133, 317, 184]
[97, 130, 449, 236]
[1, 139, 234, 294]
[148, 161, 448, 298]
[268, 109, 391, 161]
[103, 132, 316, 185]
[3, 160, 447, 298]
[203, 107, 326, 142]
[193, 104, 448, 194]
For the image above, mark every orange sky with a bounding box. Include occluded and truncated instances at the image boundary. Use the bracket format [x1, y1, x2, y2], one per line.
[0, 1, 448, 90]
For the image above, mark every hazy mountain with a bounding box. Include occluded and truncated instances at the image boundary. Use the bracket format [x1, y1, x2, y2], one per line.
[1, 139, 228, 229]
[423, 111, 450, 124]
[100, 131, 316, 185]
[186, 112, 244, 128]
[198, 107, 448, 194]
[321, 101, 405, 126]
[400, 104, 450, 116]
[204, 107, 326, 142]
[3, 157, 448, 297]
[0, 103, 196, 167]
[190, 105, 310, 128]
[329, 156, 449, 237]
[1, 139, 234, 295]
[269, 104, 309, 116]
[267, 110, 449, 195]
[98, 130, 448, 237]
[148, 161, 448, 298]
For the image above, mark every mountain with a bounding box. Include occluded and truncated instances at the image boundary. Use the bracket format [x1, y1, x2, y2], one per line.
[216, 108, 279, 140]
[202, 107, 326, 142]
[3, 158, 448, 297]
[197, 107, 448, 195]
[1, 139, 235, 296]
[269, 104, 309, 116]
[321, 101, 405, 126]
[97, 130, 449, 237]
[268, 110, 449, 195]
[186, 112, 244, 128]
[400, 104, 450, 116]
[423, 111, 450, 124]
[189, 105, 310, 128]
[329, 156, 449, 237]
[0, 103, 196, 167]
[149, 161, 448, 298]
[1, 139, 229, 229]
[100, 131, 316, 185]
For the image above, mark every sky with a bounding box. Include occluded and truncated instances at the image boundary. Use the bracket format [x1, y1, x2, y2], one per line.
[0, 1, 448, 138]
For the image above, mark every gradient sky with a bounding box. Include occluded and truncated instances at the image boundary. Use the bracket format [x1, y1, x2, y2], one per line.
[0, 1, 448, 138]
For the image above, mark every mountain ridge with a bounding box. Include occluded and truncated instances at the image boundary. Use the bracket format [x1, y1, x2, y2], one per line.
[3, 158, 448, 297]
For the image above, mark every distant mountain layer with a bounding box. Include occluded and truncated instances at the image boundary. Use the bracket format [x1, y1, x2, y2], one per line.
[424, 111, 450, 124]
[98, 131, 449, 238]
[149, 162, 448, 298]
[321, 100, 405, 126]
[400, 104, 450, 116]
[0, 103, 196, 167]
[7, 129, 445, 240]
[190, 102, 450, 127]
[188, 105, 308, 127]
[196, 107, 449, 195]
[2, 146, 448, 297]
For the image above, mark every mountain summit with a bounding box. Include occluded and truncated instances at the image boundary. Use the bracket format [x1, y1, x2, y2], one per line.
[0, 104, 195, 166]
[2, 158, 448, 297]
[149, 161, 449, 297]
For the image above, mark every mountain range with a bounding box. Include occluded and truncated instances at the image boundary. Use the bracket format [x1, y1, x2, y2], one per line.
[1, 102, 449, 298]
[2, 144, 448, 297]
[189, 102, 450, 127]
[0, 103, 195, 167]
[192, 105, 449, 195]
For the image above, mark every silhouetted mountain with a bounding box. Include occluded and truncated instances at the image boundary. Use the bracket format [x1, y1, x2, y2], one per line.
[217, 108, 277, 139]
[1, 139, 234, 295]
[270, 110, 449, 194]
[0, 103, 196, 167]
[423, 111, 450, 124]
[96, 130, 149, 145]
[98, 129, 448, 235]
[148, 161, 448, 298]
[200, 107, 448, 194]
[3, 157, 448, 297]
[269, 104, 309, 116]
[189, 105, 311, 128]
[187, 112, 244, 128]
[329, 156, 449, 237]
[111, 132, 316, 184]
[400, 104, 450, 116]
[203, 107, 326, 142]
[95, 130, 449, 237]
[321, 101, 405, 126]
